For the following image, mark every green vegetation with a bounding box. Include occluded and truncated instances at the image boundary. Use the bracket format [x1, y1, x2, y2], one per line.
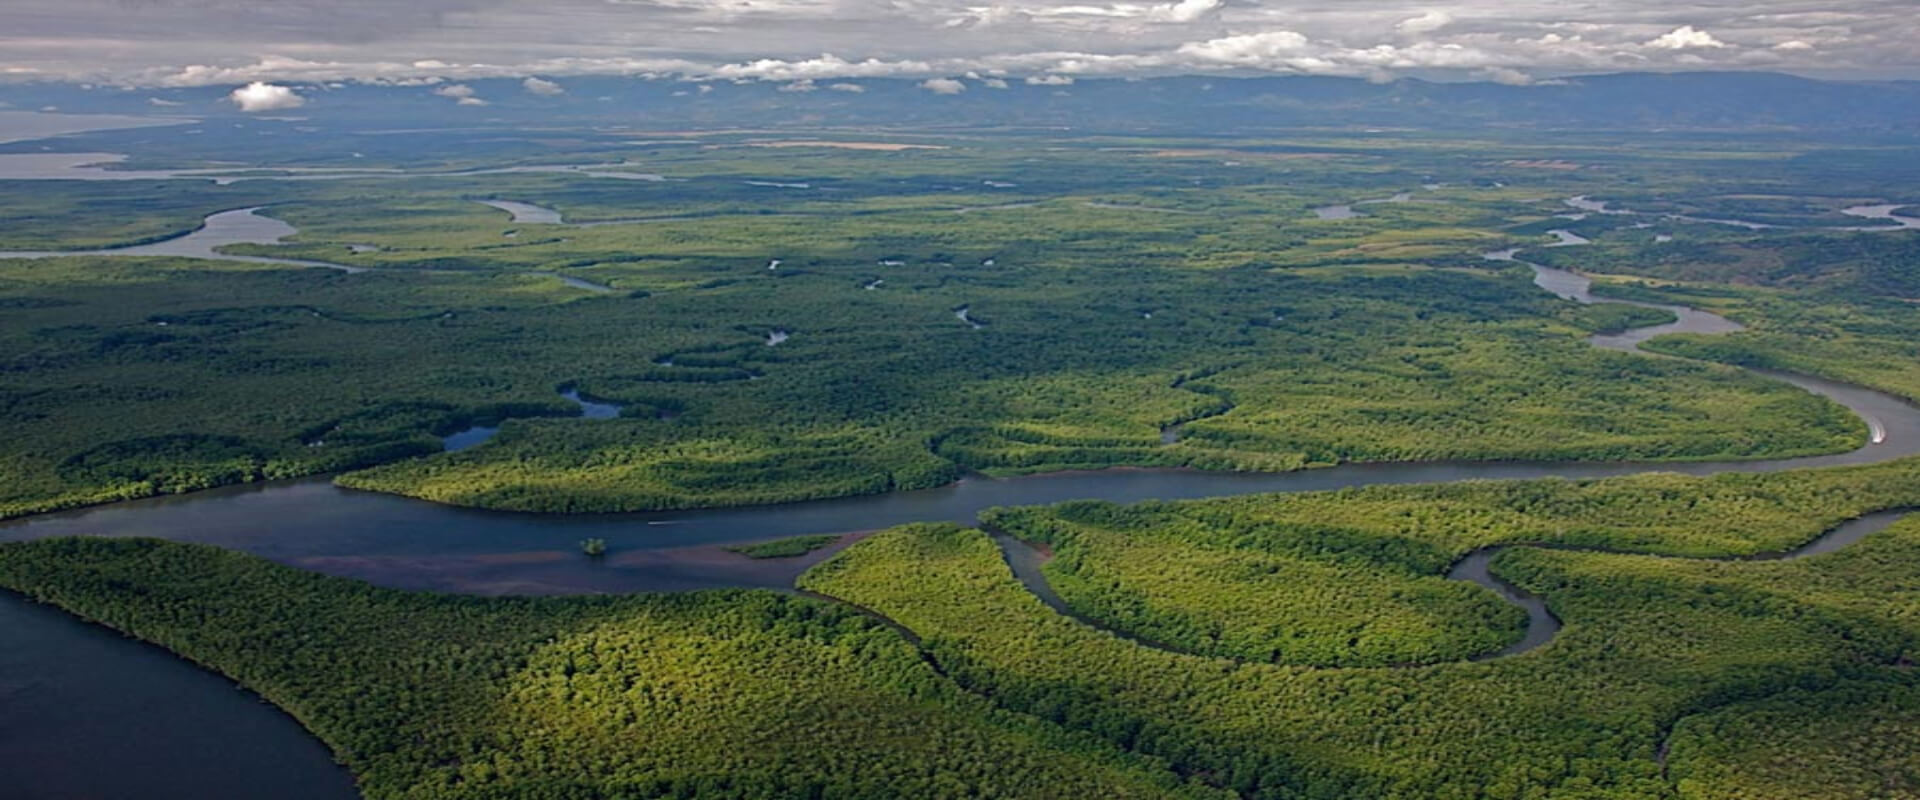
[726, 534, 843, 559]
[974, 456, 1920, 669]
[983, 502, 1526, 667]
[1531, 232, 1920, 405]
[801, 459, 1920, 798]
[7, 132, 1906, 519]
[0, 179, 278, 250]
[0, 250, 1862, 520]
[6, 458, 1920, 798]
[0, 537, 1221, 800]
[8, 127, 1920, 797]
[1666, 679, 1919, 800]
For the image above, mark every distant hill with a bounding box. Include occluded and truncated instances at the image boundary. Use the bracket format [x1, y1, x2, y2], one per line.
[5, 72, 1919, 133]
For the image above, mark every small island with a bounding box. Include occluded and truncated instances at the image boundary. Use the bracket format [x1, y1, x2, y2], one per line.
[725, 534, 843, 559]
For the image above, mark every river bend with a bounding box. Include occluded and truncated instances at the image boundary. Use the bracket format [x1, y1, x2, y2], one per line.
[4, 240, 1920, 798]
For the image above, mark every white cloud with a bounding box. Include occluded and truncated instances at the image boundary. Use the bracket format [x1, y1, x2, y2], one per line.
[982, 77, 1009, 88]
[954, 0, 1220, 26]
[710, 53, 936, 81]
[1646, 26, 1728, 50]
[522, 76, 565, 95]
[13, 1, 1914, 90]
[227, 82, 305, 112]
[147, 97, 183, 106]
[920, 77, 967, 94]
[1176, 31, 1312, 66]
[1396, 11, 1452, 35]
[778, 79, 819, 91]
[1147, 0, 1222, 23]
[1026, 74, 1074, 85]
[434, 83, 489, 105]
[827, 82, 865, 92]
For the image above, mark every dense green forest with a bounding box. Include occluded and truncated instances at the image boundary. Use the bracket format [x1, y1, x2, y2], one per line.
[801, 460, 1920, 799]
[0, 538, 1221, 800]
[6, 457, 1913, 798]
[6, 126, 1920, 799]
[0, 132, 1888, 518]
[978, 457, 1920, 668]
[1666, 679, 1918, 799]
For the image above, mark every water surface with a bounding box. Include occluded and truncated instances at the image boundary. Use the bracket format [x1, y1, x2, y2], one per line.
[0, 207, 363, 271]
[0, 592, 357, 800]
[5, 229, 1920, 799]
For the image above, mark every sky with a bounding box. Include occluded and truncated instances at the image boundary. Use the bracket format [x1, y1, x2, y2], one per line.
[3, 0, 1915, 90]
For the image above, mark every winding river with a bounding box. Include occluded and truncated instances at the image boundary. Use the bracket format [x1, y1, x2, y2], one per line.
[0, 207, 366, 272]
[5, 241, 1920, 796]
[0, 207, 614, 293]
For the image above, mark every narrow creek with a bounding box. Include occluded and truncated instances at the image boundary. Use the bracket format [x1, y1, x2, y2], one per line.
[441, 384, 631, 451]
[5, 218, 1920, 797]
[983, 251, 1916, 665]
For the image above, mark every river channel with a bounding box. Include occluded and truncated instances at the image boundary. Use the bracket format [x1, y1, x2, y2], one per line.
[3, 244, 1918, 798]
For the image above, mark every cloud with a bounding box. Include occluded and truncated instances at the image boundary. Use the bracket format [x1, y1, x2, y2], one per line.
[1147, 0, 1223, 23]
[920, 77, 967, 94]
[709, 53, 936, 81]
[952, 0, 1221, 26]
[227, 82, 305, 112]
[982, 77, 1009, 88]
[1026, 74, 1074, 85]
[1646, 26, 1728, 50]
[1176, 31, 1312, 66]
[7, 0, 1916, 88]
[827, 82, 865, 92]
[1396, 11, 1452, 35]
[521, 76, 564, 95]
[778, 79, 818, 92]
[1475, 66, 1536, 86]
[147, 97, 183, 107]
[434, 83, 489, 105]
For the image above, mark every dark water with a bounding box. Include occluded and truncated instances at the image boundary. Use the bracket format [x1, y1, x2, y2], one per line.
[441, 387, 625, 451]
[0, 594, 358, 800]
[5, 253, 1920, 797]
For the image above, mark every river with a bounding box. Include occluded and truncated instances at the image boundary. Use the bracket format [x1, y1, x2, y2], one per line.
[0, 207, 614, 292]
[4, 247, 1920, 797]
[0, 207, 365, 272]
